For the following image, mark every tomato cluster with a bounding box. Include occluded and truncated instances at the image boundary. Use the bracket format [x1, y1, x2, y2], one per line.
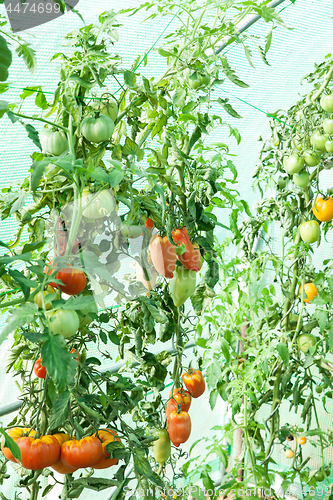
[1, 428, 120, 473]
[161, 370, 205, 451]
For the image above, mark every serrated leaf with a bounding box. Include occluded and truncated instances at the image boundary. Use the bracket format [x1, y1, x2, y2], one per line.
[216, 98, 242, 119]
[8, 269, 36, 299]
[150, 471, 164, 488]
[220, 56, 249, 88]
[49, 390, 70, 429]
[10, 192, 28, 215]
[21, 123, 41, 150]
[133, 448, 152, 477]
[41, 332, 77, 392]
[277, 342, 289, 366]
[35, 90, 48, 110]
[244, 44, 255, 68]
[15, 43, 36, 74]
[1, 303, 38, 344]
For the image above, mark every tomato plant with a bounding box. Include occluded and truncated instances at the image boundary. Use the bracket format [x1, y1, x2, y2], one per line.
[34, 285, 59, 310]
[165, 388, 191, 419]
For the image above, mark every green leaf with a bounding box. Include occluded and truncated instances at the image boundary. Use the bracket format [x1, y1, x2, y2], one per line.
[108, 330, 120, 345]
[327, 277, 333, 300]
[133, 448, 152, 477]
[89, 167, 109, 184]
[105, 441, 125, 458]
[205, 359, 222, 388]
[277, 343, 289, 366]
[0, 303, 38, 344]
[123, 70, 136, 89]
[9, 192, 28, 215]
[35, 90, 48, 110]
[41, 332, 77, 392]
[220, 56, 249, 88]
[122, 137, 143, 159]
[265, 29, 273, 53]
[109, 167, 124, 188]
[49, 390, 70, 429]
[0, 427, 21, 461]
[329, 325, 333, 350]
[15, 43, 36, 74]
[150, 471, 164, 488]
[8, 269, 36, 299]
[21, 123, 41, 150]
[31, 161, 49, 191]
[209, 389, 218, 410]
[0, 83, 9, 95]
[216, 98, 242, 119]
[173, 88, 186, 107]
[243, 44, 255, 68]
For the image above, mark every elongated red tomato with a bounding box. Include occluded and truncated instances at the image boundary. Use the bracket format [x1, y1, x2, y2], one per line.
[145, 217, 154, 230]
[1, 428, 35, 463]
[172, 228, 200, 272]
[61, 436, 102, 469]
[16, 435, 60, 470]
[182, 370, 205, 398]
[165, 388, 191, 419]
[51, 433, 77, 474]
[167, 411, 191, 447]
[93, 429, 121, 469]
[33, 358, 47, 379]
[150, 234, 177, 279]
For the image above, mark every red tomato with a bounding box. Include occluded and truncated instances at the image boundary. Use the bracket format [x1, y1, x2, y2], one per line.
[61, 436, 102, 469]
[70, 348, 80, 362]
[1, 428, 35, 463]
[165, 388, 191, 420]
[33, 358, 47, 379]
[182, 370, 205, 398]
[56, 267, 87, 295]
[167, 411, 191, 447]
[150, 234, 177, 279]
[93, 429, 121, 469]
[51, 433, 77, 474]
[16, 435, 60, 470]
[145, 218, 154, 231]
[172, 228, 200, 272]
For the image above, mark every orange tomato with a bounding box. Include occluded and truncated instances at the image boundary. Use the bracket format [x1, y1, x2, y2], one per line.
[296, 436, 307, 445]
[182, 370, 205, 398]
[285, 449, 294, 459]
[1, 428, 35, 463]
[150, 234, 177, 279]
[167, 411, 191, 447]
[165, 388, 191, 420]
[51, 433, 77, 474]
[313, 197, 333, 222]
[172, 228, 200, 272]
[299, 283, 317, 303]
[93, 429, 121, 469]
[61, 436, 102, 469]
[16, 435, 60, 470]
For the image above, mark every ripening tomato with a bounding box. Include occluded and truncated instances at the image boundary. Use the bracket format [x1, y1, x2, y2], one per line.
[46, 309, 80, 338]
[299, 283, 317, 303]
[16, 435, 61, 470]
[182, 370, 205, 398]
[1, 428, 35, 463]
[51, 433, 77, 474]
[93, 429, 121, 469]
[150, 234, 177, 279]
[297, 333, 316, 353]
[296, 436, 306, 445]
[285, 449, 294, 459]
[167, 411, 191, 447]
[61, 436, 102, 469]
[34, 286, 59, 310]
[56, 267, 87, 295]
[33, 358, 47, 379]
[165, 388, 191, 420]
[172, 228, 200, 272]
[313, 197, 333, 222]
[154, 429, 171, 465]
[299, 220, 320, 244]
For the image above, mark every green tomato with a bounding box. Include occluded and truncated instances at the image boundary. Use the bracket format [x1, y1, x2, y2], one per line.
[283, 154, 304, 174]
[81, 115, 115, 143]
[153, 429, 171, 465]
[297, 333, 316, 353]
[304, 150, 320, 167]
[46, 309, 80, 338]
[39, 129, 68, 156]
[0, 35, 12, 82]
[315, 470, 325, 482]
[323, 118, 333, 135]
[326, 140, 333, 153]
[299, 220, 320, 244]
[95, 98, 118, 123]
[315, 386, 323, 394]
[289, 313, 303, 331]
[81, 188, 116, 219]
[120, 225, 143, 239]
[169, 266, 196, 307]
[188, 71, 210, 89]
[310, 130, 329, 153]
[320, 94, 333, 113]
[293, 170, 309, 188]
